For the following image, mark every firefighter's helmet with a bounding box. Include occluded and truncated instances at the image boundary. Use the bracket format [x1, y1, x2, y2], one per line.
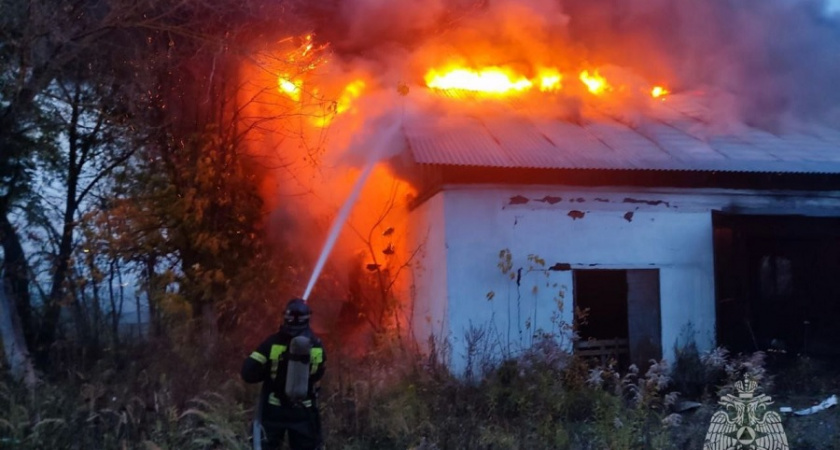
[283, 298, 311, 329]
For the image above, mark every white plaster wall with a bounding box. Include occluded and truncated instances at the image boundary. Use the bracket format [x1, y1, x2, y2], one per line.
[439, 186, 717, 374]
[406, 192, 449, 359]
[409, 184, 840, 374]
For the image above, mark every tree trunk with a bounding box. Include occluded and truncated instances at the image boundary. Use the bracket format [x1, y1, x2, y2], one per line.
[39, 150, 80, 351]
[0, 213, 34, 349]
[87, 255, 102, 351]
[71, 281, 92, 358]
[0, 277, 37, 388]
[108, 259, 123, 346]
[146, 255, 161, 337]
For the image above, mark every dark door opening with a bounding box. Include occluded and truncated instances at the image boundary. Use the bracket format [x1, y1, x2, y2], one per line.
[714, 213, 840, 357]
[574, 269, 662, 368]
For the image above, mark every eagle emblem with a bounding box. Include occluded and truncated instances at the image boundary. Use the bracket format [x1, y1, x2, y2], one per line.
[703, 376, 788, 450]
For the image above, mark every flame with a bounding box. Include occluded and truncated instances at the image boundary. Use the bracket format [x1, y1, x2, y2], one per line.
[265, 34, 366, 127]
[278, 76, 302, 101]
[275, 35, 328, 103]
[579, 70, 610, 95]
[337, 80, 366, 114]
[425, 66, 534, 95]
[651, 85, 669, 98]
[301, 35, 314, 57]
[537, 68, 563, 92]
[312, 80, 367, 127]
[424, 63, 666, 103]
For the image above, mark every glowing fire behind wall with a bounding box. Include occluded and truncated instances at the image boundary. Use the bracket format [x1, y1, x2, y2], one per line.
[237, 35, 416, 337]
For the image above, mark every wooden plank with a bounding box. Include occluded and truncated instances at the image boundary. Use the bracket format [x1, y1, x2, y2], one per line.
[575, 339, 630, 364]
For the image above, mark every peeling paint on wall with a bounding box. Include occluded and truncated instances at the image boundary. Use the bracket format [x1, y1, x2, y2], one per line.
[538, 195, 562, 204]
[509, 195, 529, 205]
[428, 188, 726, 373]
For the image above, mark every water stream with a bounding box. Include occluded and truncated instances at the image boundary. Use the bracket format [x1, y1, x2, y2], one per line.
[301, 121, 400, 301]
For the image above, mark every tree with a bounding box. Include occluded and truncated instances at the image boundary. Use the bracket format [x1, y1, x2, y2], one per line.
[32, 64, 139, 351]
[133, 43, 278, 345]
[0, 0, 288, 369]
[0, 0, 321, 374]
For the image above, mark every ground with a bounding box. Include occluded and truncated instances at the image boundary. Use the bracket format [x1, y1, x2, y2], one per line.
[674, 355, 840, 449]
[766, 356, 840, 449]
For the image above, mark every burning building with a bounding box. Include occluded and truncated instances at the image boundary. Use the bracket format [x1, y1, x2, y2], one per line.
[243, 0, 840, 373]
[399, 89, 840, 372]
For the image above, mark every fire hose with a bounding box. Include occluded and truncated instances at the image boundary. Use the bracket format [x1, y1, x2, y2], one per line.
[252, 382, 266, 450]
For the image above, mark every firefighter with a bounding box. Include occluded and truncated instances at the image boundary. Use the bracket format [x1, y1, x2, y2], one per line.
[242, 298, 326, 450]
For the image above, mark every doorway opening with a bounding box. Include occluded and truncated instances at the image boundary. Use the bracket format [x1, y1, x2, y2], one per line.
[574, 269, 662, 368]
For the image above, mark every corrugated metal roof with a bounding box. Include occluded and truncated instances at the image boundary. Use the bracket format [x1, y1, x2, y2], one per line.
[404, 93, 840, 174]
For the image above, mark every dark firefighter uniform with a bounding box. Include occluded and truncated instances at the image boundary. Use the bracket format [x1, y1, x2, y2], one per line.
[241, 299, 326, 450]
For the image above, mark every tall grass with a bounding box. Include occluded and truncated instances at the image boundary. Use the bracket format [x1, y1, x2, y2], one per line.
[0, 330, 809, 450]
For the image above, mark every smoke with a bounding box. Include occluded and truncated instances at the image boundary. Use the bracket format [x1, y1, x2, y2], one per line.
[559, 0, 840, 129]
[338, 0, 448, 50]
[315, 0, 840, 129]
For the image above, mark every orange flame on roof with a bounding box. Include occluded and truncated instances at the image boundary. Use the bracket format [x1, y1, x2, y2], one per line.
[579, 70, 610, 95]
[425, 66, 533, 94]
[651, 85, 669, 98]
[424, 64, 671, 104]
[424, 64, 572, 96]
[424, 64, 660, 100]
[537, 68, 563, 92]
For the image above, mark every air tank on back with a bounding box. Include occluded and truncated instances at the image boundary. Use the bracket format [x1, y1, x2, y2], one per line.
[285, 335, 312, 401]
